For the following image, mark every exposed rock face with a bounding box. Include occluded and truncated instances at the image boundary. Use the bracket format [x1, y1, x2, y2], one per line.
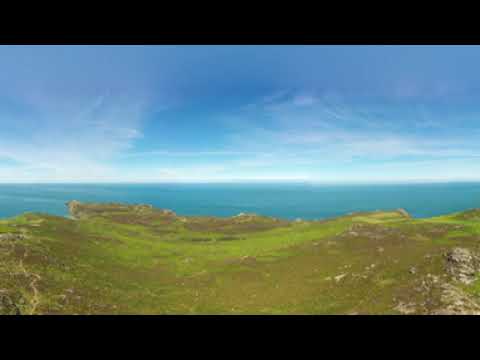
[234, 212, 257, 218]
[434, 283, 480, 315]
[66, 200, 82, 218]
[396, 208, 411, 219]
[66, 200, 81, 210]
[394, 301, 416, 314]
[445, 248, 480, 284]
[161, 209, 176, 216]
[394, 249, 480, 315]
[421, 248, 480, 314]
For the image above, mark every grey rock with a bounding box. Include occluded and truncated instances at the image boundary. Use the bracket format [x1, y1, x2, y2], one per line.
[0, 233, 26, 241]
[445, 247, 480, 284]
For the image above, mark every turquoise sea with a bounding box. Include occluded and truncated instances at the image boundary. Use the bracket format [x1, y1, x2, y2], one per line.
[0, 182, 480, 220]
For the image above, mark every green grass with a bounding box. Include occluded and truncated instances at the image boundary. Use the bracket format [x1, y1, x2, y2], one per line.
[1, 202, 480, 314]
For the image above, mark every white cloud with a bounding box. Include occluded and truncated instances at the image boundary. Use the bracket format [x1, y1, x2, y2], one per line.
[0, 94, 146, 182]
[3, 87, 480, 183]
[212, 91, 480, 181]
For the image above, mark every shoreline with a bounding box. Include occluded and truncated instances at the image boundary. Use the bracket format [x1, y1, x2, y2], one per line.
[1, 182, 480, 222]
[1, 201, 470, 224]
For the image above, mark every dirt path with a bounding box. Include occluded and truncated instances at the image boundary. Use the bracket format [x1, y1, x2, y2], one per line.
[19, 251, 42, 315]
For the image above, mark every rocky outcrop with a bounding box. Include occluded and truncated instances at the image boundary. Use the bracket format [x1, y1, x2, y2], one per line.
[445, 247, 480, 284]
[433, 283, 480, 315]
[66, 200, 83, 219]
[234, 212, 257, 218]
[161, 209, 176, 216]
[394, 301, 416, 314]
[396, 208, 411, 219]
[0, 233, 26, 241]
[426, 248, 480, 314]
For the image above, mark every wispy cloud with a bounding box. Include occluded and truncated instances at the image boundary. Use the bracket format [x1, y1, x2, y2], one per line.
[2, 85, 480, 183]
[0, 93, 146, 182]
[122, 150, 262, 158]
[213, 91, 480, 180]
[106, 90, 480, 183]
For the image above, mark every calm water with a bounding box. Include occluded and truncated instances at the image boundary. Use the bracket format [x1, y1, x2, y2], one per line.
[0, 182, 479, 220]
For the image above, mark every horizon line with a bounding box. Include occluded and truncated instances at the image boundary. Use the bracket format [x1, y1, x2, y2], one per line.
[1, 179, 480, 185]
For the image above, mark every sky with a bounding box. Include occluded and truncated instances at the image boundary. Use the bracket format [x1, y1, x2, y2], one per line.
[1, 45, 480, 183]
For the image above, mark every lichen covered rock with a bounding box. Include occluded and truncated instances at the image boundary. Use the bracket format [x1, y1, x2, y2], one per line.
[445, 247, 480, 284]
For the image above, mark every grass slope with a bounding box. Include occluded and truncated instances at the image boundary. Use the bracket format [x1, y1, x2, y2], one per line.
[1, 201, 480, 314]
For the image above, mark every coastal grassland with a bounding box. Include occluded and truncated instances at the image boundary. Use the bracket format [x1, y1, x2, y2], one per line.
[1, 202, 480, 314]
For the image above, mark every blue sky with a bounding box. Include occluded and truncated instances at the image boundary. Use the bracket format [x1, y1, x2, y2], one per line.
[1, 45, 480, 183]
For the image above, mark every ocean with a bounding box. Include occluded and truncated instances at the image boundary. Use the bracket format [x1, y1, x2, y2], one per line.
[0, 182, 479, 220]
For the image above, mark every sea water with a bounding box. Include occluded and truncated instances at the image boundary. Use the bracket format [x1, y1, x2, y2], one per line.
[0, 182, 479, 220]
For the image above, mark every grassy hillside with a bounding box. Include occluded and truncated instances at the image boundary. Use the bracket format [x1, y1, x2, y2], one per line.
[1, 201, 480, 314]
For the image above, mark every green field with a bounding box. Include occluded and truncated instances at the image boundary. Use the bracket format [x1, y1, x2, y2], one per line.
[1, 201, 480, 315]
